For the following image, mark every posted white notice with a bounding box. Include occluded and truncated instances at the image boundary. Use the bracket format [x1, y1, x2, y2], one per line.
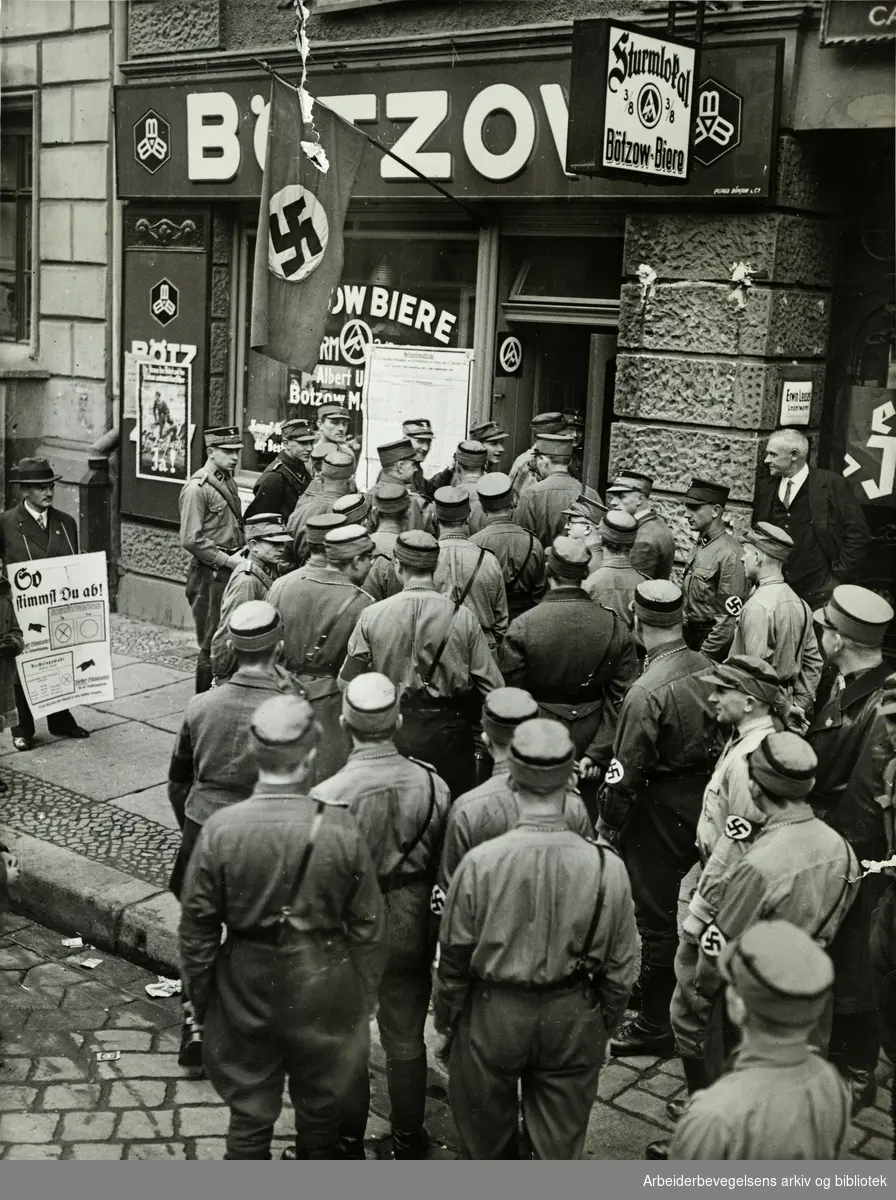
[11, 551, 114, 718]
[359, 345, 474, 491]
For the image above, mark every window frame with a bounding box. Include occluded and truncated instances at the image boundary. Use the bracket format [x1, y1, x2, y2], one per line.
[0, 98, 35, 345]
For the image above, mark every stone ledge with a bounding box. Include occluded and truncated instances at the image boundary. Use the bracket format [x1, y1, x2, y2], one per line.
[619, 283, 831, 359]
[615, 353, 826, 430]
[609, 421, 763, 504]
[623, 213, 834, 288]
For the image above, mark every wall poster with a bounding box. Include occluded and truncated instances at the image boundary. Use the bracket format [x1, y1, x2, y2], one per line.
[135, 359, 192, 484]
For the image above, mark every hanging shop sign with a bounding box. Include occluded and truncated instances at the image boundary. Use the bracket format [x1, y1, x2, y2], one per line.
[113, 43, 782, 203]
[566, 19, 699, 184]
[821, 1, 896, 44]
[843, 386, 896, 508]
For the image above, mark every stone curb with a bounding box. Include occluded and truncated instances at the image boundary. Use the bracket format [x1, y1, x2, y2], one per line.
[1, 825, 180, 977]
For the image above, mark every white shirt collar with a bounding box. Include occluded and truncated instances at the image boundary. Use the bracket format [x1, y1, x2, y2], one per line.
[779, 462, 809, 503]
[24, 500, 48, 526]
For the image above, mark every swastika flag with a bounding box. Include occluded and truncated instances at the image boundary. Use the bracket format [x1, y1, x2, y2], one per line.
[250, 78, 367, 371]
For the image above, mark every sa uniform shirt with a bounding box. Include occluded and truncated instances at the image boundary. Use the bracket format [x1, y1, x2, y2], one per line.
[695, 804, 858, 993]
[179, 464, 244, 569]
[729, 579, 824, 714]
[436, 761, 593, 897]
[681, 528, 748, 659]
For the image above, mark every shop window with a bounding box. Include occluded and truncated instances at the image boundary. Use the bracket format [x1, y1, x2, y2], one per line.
[0, 102, 33, 343]
[503, 236, 623, 326]
[234, 229, 477, 475]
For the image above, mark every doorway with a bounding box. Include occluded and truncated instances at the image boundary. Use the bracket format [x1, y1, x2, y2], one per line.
[493, 323, 617, 490]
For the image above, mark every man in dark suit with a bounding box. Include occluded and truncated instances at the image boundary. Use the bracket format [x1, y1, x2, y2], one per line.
[752, 428, 870, 611]
[0, 458, 89, 750]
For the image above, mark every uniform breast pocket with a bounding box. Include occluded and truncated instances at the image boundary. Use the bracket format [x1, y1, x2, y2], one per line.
[206, 500, 226, 519]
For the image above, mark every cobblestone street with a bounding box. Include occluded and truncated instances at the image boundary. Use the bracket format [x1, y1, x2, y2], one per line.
[0, 907, 893, 1161]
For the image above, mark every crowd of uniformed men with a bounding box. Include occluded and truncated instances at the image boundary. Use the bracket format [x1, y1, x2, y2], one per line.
[168, 406, 895, 1161]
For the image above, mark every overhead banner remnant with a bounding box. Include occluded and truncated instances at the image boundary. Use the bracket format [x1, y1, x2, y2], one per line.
[11, 552, 114, 718]
[250, 78, 368, 373]
[566, 18, 699, 185]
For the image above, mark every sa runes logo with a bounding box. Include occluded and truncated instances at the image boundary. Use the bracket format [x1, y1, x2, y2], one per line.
[498, 336, 522, 374]
[268, 185, 329, 283]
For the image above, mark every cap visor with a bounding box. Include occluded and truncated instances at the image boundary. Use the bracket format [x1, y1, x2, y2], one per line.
[260, 533, 293, 543]
[699, 669, 733, 689]
[812, 606, 833, 629]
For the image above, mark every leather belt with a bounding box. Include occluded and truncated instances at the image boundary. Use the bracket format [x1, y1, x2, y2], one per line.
[474, 974, 583, 995]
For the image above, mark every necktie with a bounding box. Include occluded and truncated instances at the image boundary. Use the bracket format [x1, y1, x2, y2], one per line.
[782, 479, 794, 509]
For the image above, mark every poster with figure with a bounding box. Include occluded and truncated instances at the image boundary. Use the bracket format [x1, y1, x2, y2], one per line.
[136, 360, 191, 483]
[12, 552, 114, 718]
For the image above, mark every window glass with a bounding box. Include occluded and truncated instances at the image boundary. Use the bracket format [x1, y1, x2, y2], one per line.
[508, 236, 624, 301]
[240, 232, 477, 473]
[0, 117, 33, 343]
[0, 200, 18, 338]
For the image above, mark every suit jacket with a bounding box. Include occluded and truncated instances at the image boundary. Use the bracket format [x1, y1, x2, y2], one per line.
[752, 469, 870, 585]
[0, 502, 79, 565]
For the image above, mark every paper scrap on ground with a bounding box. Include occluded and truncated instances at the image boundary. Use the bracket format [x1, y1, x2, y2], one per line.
[95, 1050, 121, 1062]
[145, 976, 182, 998]
[77, 957, 104, 970]
[61, 936, 84, 948]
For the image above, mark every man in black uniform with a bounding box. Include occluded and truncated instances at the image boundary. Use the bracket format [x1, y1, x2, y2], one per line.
[179, 694, 385, 1160]
[245, 418, 315, 523]
[599, 580, 716, 1058]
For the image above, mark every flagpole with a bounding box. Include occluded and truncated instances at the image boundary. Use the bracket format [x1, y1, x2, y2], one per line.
[253, 58, 484, 226]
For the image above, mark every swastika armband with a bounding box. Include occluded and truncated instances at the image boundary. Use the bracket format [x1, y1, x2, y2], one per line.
[605, 758, 625, 786]
[430, 885, 447, 916]
[724, 815, 754, 841]
[724, 596, 744, 617]
[700, 923, 727, 958]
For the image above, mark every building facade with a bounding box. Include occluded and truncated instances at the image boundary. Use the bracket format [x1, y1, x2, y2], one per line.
[12, 0, 893, 627]
[0, 0, 121, 552]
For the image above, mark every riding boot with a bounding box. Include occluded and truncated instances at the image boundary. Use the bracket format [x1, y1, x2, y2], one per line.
[386, 1054, 430, 1159]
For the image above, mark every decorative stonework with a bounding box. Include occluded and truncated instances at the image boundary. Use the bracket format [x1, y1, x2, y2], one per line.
[623, 214, 834, 288]
[125, 213, 206, 251]
[608, 422, 763, 504]
[120, 521, 190, 584]
[211, 267, 230, 321]
[618, 283, 830, 359]
[776, 133, 836, 215]
[209, 322, 230, 377]
[207, 376, 227, 426]
[129, 0, 221, 57]
[211, 211, 232, 267]
[615, 354, 826, 430]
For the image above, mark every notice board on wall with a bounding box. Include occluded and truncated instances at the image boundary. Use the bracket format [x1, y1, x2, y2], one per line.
[359, 345, 474, 491]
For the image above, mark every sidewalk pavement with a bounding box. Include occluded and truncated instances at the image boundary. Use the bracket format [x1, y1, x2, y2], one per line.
[0, 614, 892, 1160]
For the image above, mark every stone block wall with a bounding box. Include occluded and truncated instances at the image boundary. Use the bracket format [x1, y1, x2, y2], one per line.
[0, 2, 114, 489]
[610, 159, 836, 563]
